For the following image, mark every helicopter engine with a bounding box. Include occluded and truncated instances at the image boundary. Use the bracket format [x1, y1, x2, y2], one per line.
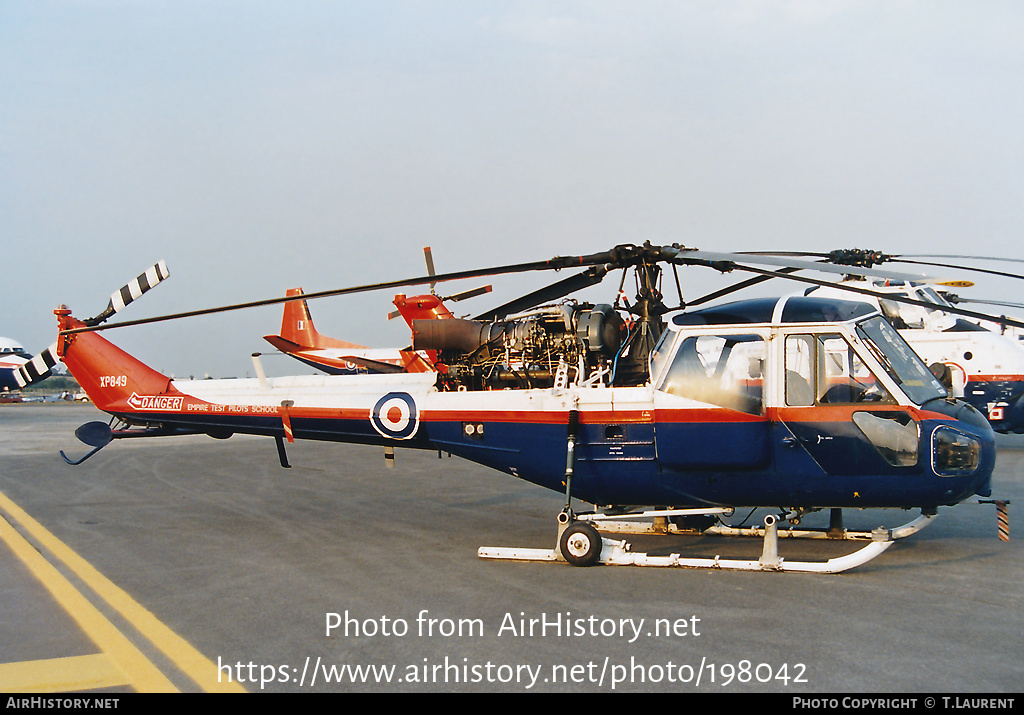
[412, 303, 628, 390]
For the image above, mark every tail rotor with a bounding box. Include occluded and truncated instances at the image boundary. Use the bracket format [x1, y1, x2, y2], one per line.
[13, 344, 60, 389]
[85, 260, 170, 327]
[15, 261, 170, 388]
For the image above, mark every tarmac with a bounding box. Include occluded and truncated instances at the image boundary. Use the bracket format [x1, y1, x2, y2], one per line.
[1, 403, 1021, 694]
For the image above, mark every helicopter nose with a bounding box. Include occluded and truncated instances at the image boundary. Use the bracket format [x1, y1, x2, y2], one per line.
[927, 403, 996, 501]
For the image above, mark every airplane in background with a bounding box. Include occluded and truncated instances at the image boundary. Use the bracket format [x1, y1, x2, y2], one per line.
[0, 336, 33, 391]
[261, 288, 434, 375]
[1, 336, 57, 392]
[262, 248, 488, 376]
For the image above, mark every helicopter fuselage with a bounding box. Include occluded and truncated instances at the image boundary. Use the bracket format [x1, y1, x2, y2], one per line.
[57, 296, 995, 513]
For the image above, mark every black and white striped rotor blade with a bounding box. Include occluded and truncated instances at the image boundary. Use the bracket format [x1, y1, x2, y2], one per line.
[87, 260, 170, 326]
[14, 343, 60, 388]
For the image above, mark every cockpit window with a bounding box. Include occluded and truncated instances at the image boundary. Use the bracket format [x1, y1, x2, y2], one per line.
[784, 333, 895, 407]
[920, 287, 952, 307]
[856, 316, 947, 405]
[878, 288, 954, 330]
[649, 329, 674, 386]
[658, 334, 766, 414]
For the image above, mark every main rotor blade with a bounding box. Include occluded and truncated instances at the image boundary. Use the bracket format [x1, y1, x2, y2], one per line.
[898, 254, 1024, 265]
[424, 246, 437, 293]
[61, 253, 607, 335]
[686, 268, 800, 308]
[679, 249, 934, 283]
[60, 243, 1024, 336]
[722, 264, 1024, 331]
[690, 254, 1024, 329]
[743, 249, 1024, 283]
[474, 266, 609, 321]
[442, 285, 493, 302]
[944, 296, 1024, 311]
[886, 257, 1024, 283]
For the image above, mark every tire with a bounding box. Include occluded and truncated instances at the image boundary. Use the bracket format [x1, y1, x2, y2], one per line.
[559, 522, 603, 567]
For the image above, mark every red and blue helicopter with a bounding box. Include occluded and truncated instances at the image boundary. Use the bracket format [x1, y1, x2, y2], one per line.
[31, 244, 1017, 573]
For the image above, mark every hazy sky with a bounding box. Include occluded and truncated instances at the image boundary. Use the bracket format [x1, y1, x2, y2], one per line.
[4, 1, 1024, 377]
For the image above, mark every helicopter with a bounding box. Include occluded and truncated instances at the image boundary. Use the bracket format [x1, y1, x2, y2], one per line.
[34, 244, 1015, 573]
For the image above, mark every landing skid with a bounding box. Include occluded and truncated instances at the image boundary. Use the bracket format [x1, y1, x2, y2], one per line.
[477, 508, 938, 574]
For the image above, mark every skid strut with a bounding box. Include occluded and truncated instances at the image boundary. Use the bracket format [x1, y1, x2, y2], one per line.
[478, 509, 938, 574]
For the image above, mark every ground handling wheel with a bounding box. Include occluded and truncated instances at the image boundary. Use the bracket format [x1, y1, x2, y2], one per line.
[559, 521, 603, 567]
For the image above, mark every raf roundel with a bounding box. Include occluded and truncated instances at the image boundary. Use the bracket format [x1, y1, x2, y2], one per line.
[370, 392, 419, 440]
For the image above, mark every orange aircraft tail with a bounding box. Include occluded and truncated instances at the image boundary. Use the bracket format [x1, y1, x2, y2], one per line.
[391, 294, 456, 329]
[264, 288, 366, 353]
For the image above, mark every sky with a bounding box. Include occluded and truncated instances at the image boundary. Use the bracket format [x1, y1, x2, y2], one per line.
[3, 1, 1024, 378]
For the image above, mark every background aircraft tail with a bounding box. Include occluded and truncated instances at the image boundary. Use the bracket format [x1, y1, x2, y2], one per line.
[264, 288, 366, 352]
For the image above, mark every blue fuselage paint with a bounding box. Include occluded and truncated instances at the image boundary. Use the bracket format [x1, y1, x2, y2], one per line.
[111, 403, 994, 511]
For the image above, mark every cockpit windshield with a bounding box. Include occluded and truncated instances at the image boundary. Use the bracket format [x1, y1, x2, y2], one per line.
[855, 315, 947, 405]
[919, 286, 952, 306]
[877, 286, 954, 330]
[649, 328, 674, 386]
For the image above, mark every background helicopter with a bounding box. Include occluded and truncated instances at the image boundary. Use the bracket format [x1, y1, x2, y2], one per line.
[36, 244, 1018, 573]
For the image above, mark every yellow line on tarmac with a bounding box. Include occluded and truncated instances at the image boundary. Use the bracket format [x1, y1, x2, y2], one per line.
[0, 490, 245, 693]
[0, 512, 174, 692]
[0, 655, 125, 693]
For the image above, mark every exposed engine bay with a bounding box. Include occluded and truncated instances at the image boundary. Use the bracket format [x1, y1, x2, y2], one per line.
[412, 302, 643, 391]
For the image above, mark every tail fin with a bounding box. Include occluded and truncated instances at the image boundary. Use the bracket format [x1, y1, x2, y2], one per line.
[264, 288, 366, 352]
[55, 306, 178, 413]
[391, 294, 455, 330]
